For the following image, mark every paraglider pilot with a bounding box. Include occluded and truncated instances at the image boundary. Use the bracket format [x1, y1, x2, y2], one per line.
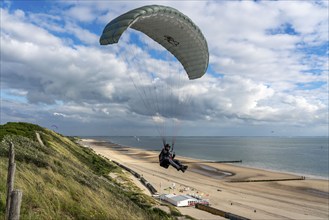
[159, 144, 188, 172]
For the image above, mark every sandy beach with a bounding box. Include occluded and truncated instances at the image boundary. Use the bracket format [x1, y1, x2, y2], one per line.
[80, 139, 329, 220]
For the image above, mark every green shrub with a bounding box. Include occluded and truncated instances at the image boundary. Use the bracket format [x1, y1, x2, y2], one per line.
[0, 122, 44, 141]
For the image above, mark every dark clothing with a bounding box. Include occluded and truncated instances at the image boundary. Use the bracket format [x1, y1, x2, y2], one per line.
[159, 147, 184, 171]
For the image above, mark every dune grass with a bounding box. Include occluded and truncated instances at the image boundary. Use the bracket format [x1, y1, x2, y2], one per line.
[0, 122, 179, 219]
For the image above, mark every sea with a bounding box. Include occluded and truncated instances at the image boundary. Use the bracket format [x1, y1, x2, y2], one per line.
[86, 136, 329, 180]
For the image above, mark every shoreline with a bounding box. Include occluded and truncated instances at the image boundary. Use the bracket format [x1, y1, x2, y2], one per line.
[82, 138, 328, 181]
[80, 138, 329, 220]
[232, 163, 329, 181]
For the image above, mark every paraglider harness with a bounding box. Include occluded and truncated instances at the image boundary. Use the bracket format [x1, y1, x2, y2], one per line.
[159, 142, 175, 169]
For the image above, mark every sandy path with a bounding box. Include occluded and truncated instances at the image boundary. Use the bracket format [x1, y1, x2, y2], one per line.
[80, 139, 329, 220]
[36, 132, 44, 146]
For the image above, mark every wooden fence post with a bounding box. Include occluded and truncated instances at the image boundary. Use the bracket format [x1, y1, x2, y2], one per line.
[8, 190, 23, 220]
[5, 142, 16, 220]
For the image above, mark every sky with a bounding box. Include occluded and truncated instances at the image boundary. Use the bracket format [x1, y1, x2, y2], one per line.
[0, 0, 328, 137]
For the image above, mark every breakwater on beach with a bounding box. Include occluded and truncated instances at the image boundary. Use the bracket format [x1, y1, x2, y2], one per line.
[228, 177, 306, 183]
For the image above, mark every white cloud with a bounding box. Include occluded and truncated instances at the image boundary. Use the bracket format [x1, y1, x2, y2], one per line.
[65, 6, 95, 23]
[0, 1, 328, 136]
[1, 8, 62, 46]
[54, 112, 67, 117]
[64, 22, 99, 45]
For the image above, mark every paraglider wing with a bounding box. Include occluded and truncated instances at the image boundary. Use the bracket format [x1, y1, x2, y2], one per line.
[100, 5, 209, 79]
[51, 124, 58, 130]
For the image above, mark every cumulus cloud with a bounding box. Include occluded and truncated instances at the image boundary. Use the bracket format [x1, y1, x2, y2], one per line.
[0, 1, 328, 136]
[65, 6, 95, 23]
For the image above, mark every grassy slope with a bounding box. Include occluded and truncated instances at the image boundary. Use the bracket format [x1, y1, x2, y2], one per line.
[0, 122, 179, 220]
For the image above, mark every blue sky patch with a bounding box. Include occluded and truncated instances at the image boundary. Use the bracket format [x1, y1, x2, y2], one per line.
[296, 81, 326, 90]
[297, 43, 328, 57]
[1, 90, 28, 103]
[266, 23, 299, 36]
[207, 65, 224, 78]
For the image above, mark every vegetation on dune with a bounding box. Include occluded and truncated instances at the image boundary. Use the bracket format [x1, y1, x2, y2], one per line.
[0, 122, 180, 219]
[0, 122, 44, 141]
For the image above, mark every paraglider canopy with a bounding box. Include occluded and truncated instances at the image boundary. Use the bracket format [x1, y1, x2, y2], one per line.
[100, 5, 209, 80]
[100, 5, 209, 146]
[51, 124, 58, 130]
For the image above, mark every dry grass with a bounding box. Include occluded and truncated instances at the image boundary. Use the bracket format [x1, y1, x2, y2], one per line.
[0, 122, 178, 219]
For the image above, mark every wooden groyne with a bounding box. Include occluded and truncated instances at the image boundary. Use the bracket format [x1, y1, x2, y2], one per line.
[228, 177, 306, 183]
[112, 160, 158, 195]
[209, 160, 242, 163]
[185, 160, 242, 164]
[195, 204, 250, 220]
